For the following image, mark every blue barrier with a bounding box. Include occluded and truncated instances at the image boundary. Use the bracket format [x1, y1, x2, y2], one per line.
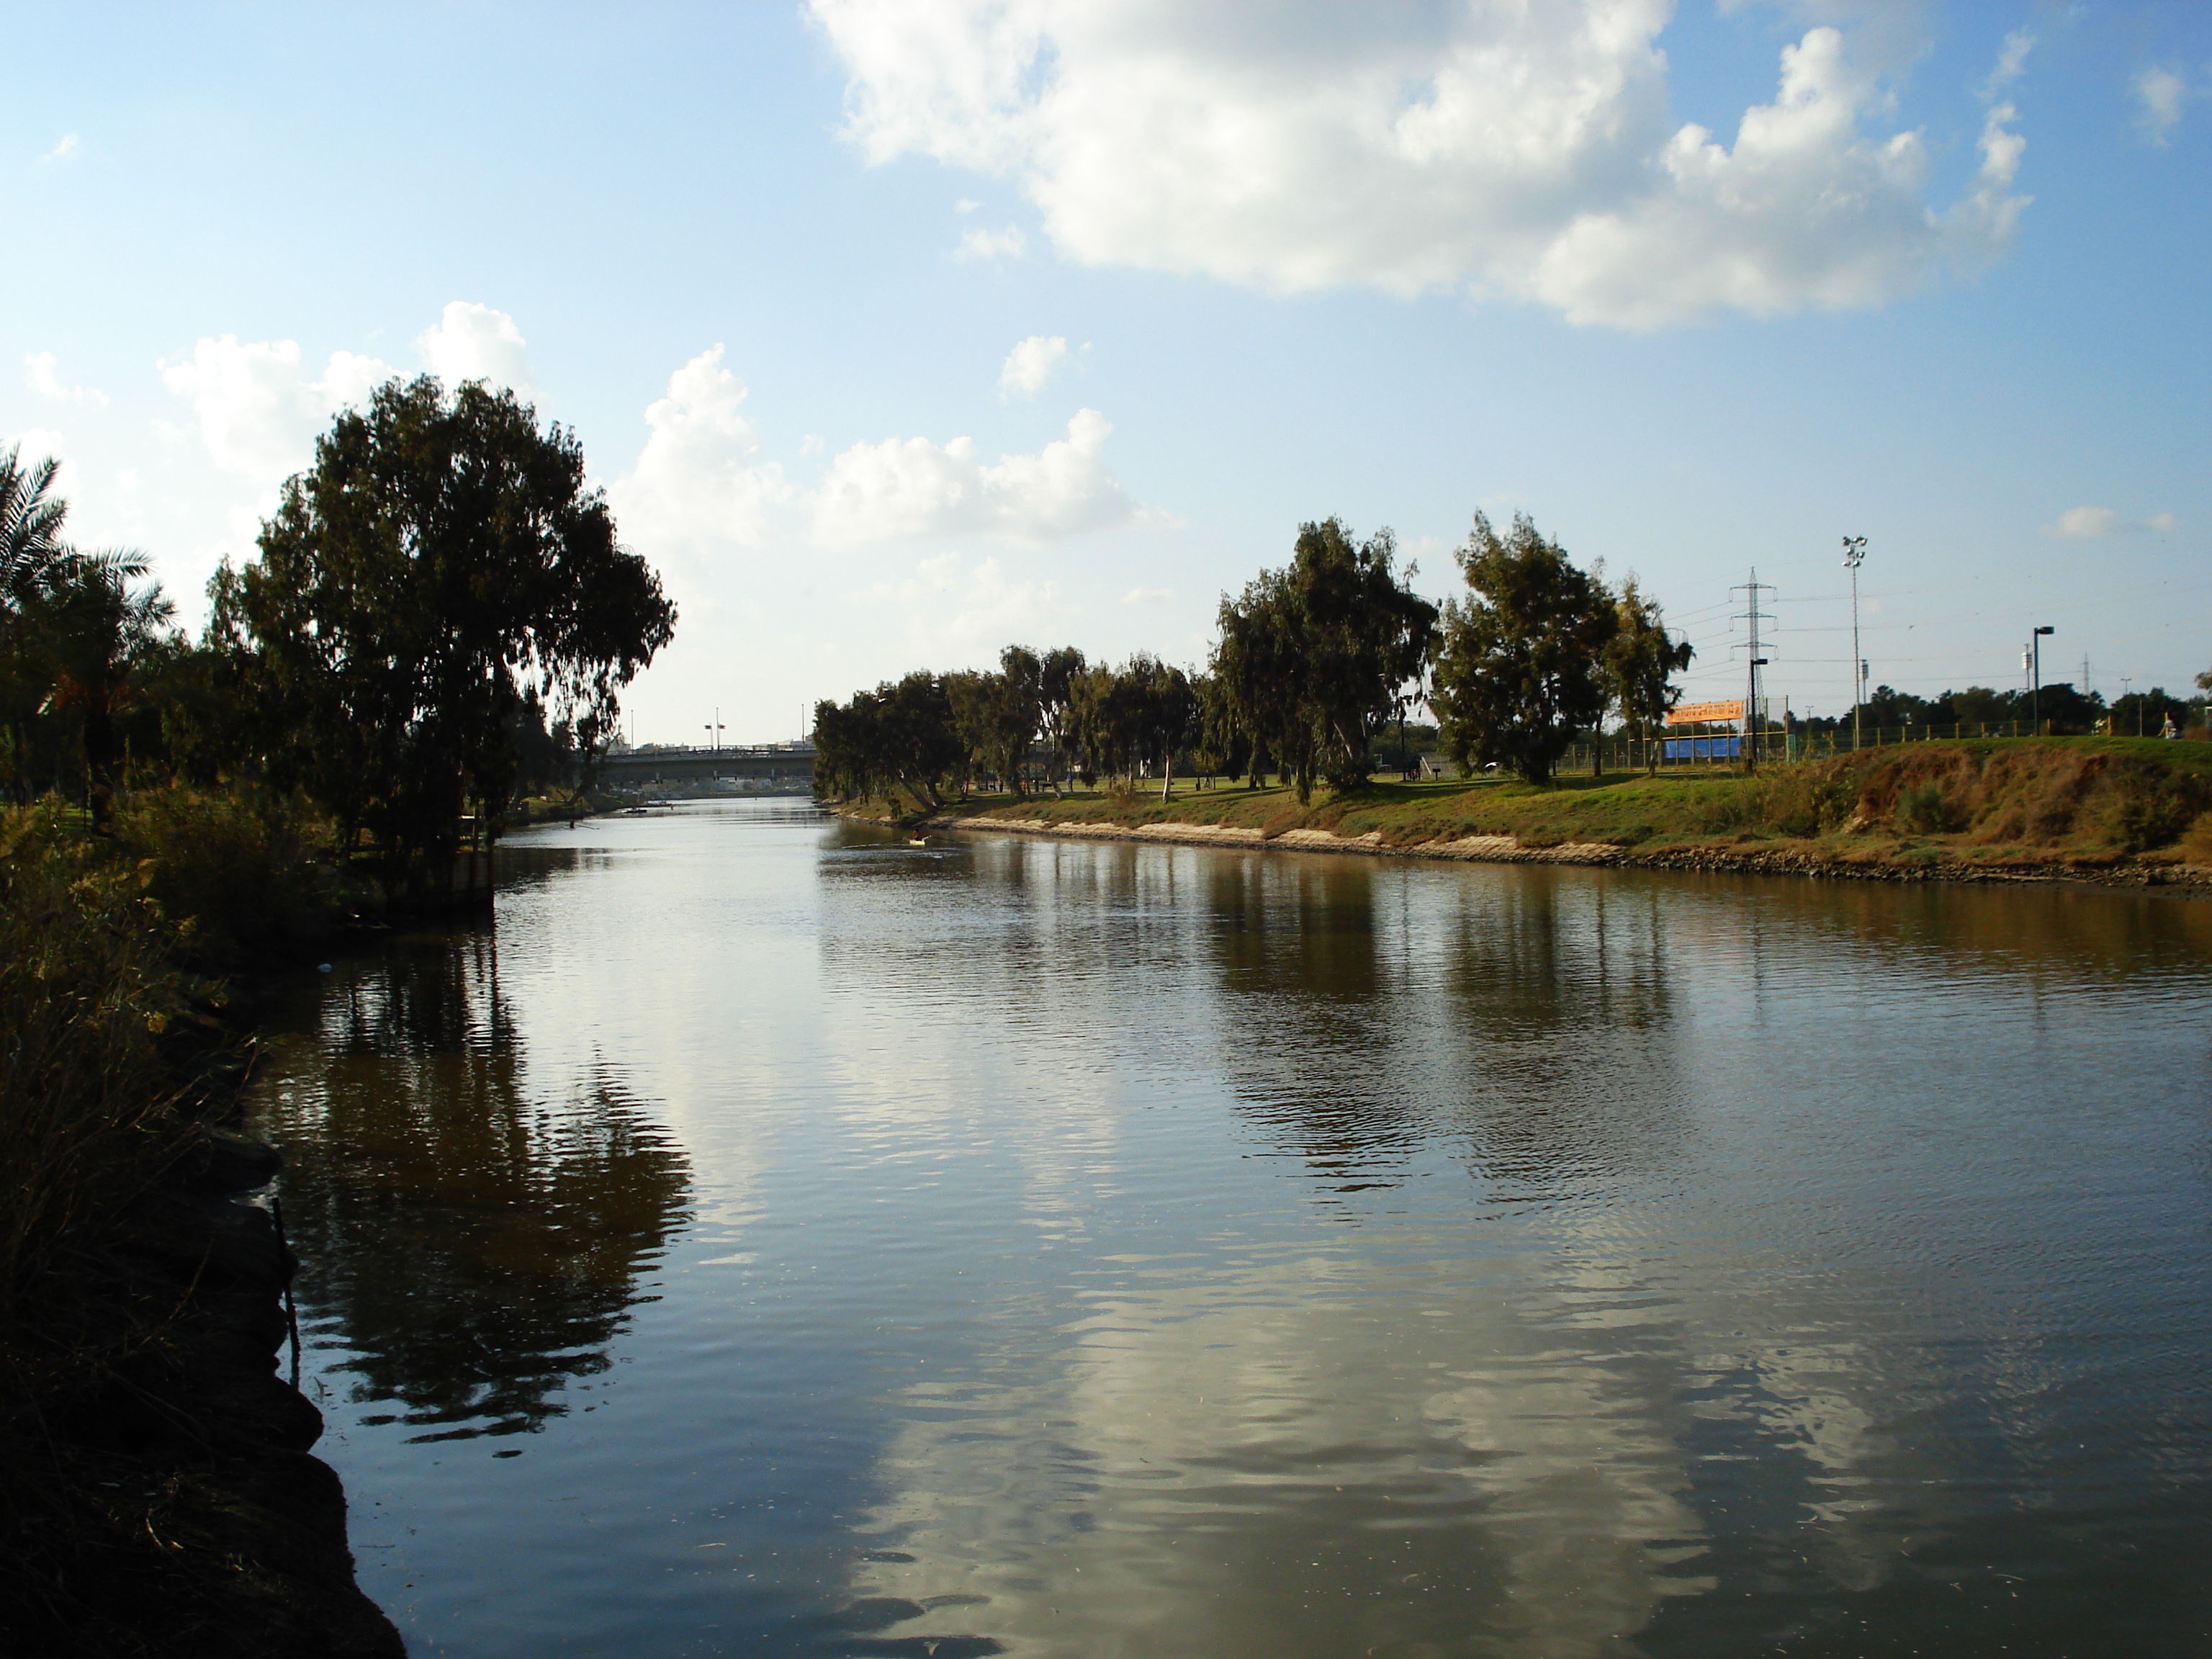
[1663, 735, 1743, 761]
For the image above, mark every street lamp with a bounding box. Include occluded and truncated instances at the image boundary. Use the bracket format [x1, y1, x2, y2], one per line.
[704, 706, 724, 754]
[2121, 675, 2136, 737]
[1842, 537, 1867, 751]
[2031, 626, 2054, 735]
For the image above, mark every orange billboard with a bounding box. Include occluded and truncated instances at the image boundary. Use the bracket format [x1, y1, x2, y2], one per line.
[1667, 699, 1745, 726]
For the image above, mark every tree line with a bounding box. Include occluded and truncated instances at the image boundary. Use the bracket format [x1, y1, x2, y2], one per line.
[1819, 679, 2208, 739]
[814, 510, 1699, 806]
[1, 377, 676, 888]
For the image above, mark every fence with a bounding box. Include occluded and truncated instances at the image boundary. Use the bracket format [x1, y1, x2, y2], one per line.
[1537, 719, 2212, 776]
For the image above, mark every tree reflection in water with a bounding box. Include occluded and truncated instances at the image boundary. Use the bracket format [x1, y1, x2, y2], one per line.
[1202, 855, 1688, 1197]
[255, 930, 691, 1443]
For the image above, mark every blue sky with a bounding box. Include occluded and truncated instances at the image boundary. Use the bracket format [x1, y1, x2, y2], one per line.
[6, 1, 2206, 742]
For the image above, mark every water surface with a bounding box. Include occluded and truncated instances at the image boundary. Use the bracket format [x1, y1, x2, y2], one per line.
[250, 800, 2212, 1658]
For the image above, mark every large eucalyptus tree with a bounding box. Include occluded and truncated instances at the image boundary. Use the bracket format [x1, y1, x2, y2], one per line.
[1431, 511, 1616, 786]
[1213, 518, 1437, 803]
[220, 377, 675, 876]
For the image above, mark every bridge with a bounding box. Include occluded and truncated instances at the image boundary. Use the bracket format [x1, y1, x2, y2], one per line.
[598, 743, 816, 788]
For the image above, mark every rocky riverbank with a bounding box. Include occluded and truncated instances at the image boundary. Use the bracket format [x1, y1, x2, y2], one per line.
[840, 739, 2212, 896]
[6, 1112, 404, 1659]
[889, 806, 2212, 891]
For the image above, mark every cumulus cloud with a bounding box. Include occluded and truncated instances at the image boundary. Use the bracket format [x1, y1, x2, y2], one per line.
[40, 133, 79, 163]
[2133, 66, 2189, 146]
[811, 407, 1149, 546]
[23, 351, 108, 408]
[158, 336, 397, 484]
[812, 1, 2031, 328]
[158, 301, 545, 497]
[956, 222, 1026, 260]
[607, 345, 789, 554]
[415, 301, 535, 396]
[1122, 585, 1172, 604]
[997, 333, 1067, 397]
[2043, 505, 2175, 539]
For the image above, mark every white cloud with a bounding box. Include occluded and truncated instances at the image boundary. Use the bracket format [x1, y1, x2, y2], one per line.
[4, 427, 72, 489]
[158, 336, 399, 485]
[23, 351, 109, 408]
[607, 345, 789, 554]
[40, 132, 80, 163]
[813, 1, 2030, 328]
[1122, 585, 1172, 604]
[2046, 505, 2116, 539]
[1979, 30, 2034, 102]
[2133, 66, 2188, 147]
[811, 407, 1150, 547]
[158, 302, 539, 498]
[861, 553, 1079, 662]
[955, 222, 1026, 260]
[997, 333, 1067, 397]
[2043, 505, 2175, 539]
[414, 300, 535, 397]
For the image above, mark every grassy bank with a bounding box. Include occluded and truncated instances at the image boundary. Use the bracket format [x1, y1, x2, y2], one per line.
[884, 737, 2212, 885]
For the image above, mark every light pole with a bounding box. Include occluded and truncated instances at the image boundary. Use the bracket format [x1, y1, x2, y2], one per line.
[1842, 536, 1867, 751]
[2031, 626, 2053, 735]
[704, 707, 724, 754]
[1746, 658, 1768, 772]
[2122, 675, 2136, 736]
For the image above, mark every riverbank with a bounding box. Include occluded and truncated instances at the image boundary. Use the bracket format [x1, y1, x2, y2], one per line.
[859, 737, 2212, 892]
[1, 794, 402, 1657]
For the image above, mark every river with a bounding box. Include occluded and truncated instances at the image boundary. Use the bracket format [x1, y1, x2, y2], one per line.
[247, 798, 2212, 1658]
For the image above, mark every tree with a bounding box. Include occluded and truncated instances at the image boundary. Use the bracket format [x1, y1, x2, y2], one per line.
[947, 647, 1045, 796]
[1035, 646, 1087, 794]
[223, 377, 675, 880]
[3, 446, 77, 796]
[1602, 575, 1694, 773]
[37, 559, 175, 829]
[1213, 518, 1437, 802]
[2, 443, 174, 805]
[1190, 671, 1243, 788]
[1430, 511, 1615, 786]
[1133, 657, 1198, 800]
[1, 444, 71, 616]
[1069, 660, 1142, 784]
[812, 673, 963, 810]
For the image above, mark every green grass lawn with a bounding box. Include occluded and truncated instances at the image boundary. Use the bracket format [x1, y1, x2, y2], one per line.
[891, 737, 2212, 873]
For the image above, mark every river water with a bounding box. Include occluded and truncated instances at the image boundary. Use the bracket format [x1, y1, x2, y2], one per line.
[247, 799, 2212, 1658]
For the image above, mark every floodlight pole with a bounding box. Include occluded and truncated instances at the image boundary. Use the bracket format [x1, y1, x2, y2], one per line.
[1842, 537, 1867, 751]
[2031, 627, 2053, 735]
[1748, 659, 1768, 773]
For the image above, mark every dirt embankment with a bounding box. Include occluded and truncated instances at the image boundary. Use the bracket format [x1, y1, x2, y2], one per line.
[850, 739, 2212, 894]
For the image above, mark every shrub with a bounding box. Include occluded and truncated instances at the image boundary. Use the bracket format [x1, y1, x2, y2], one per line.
[1761, 765, 1861, 837]
[1897, 782, 1961, 835]
[0, 805, 195, 1321]
[2177, 811, 2212, 865]
[2098, 767, 2212, 853]
[111, 784, 347, 963]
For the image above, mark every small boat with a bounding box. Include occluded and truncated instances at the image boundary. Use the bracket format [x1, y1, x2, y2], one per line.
[908, 835, 928, 848]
